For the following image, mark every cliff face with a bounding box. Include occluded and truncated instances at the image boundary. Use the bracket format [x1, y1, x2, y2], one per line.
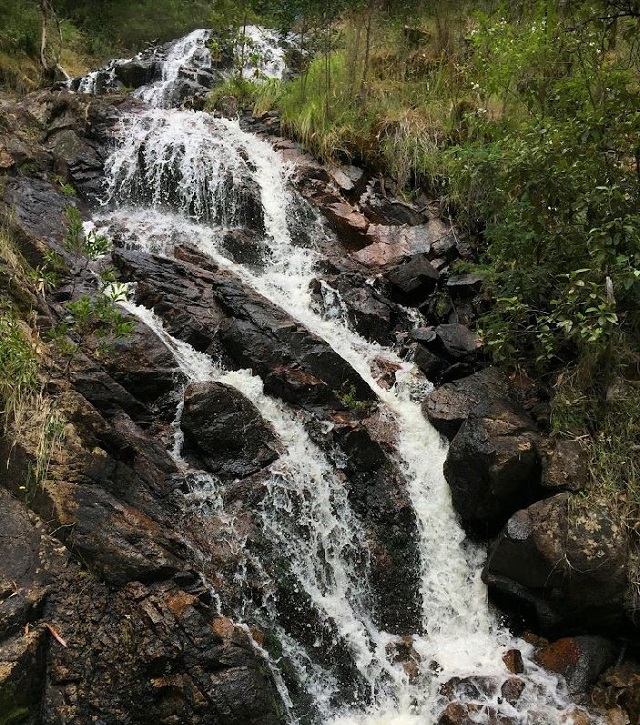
[0, 82, 638, 725]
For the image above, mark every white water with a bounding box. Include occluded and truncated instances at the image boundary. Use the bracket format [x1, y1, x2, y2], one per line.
[134, 29, 212, 107]
[80, 29, 592, 724]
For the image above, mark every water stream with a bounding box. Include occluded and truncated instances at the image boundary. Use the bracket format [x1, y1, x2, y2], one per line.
[77, 30, 590, 724]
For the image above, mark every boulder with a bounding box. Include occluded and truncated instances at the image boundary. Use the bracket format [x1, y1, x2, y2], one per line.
[386, 253, 440, 306]
[423, 368, 513, 440]
[533, 636, 618, 695]
[114, 58, 160, 88]
[483, 494, 631, 633]
[355, 223, 442, 268]
[443, 399, 542, 535]
[180, 381, 279, 480]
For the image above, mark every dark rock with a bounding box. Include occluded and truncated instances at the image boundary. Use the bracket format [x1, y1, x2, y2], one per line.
[220, 228, 272, 269]
[360, 181, 427, 226]
[180, 381, 279, 480]
[103, 319, 184, 406]
[434, 323, 483, 359]
[534, 636, 618, 695]
[483, 494, 631, 633]
[414, 343, 447, 381]
[114, 58, 160, 88]
[540, 439, 589, 493]
[3, 178, 70, 248]
[443, 399, 542, 535]
[423, 368, 513, 440]
[387, 254, 440, 306]
[446, 273, 483, 297]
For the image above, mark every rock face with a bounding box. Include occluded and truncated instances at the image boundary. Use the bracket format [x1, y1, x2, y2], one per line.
[181, 382, 279, 479]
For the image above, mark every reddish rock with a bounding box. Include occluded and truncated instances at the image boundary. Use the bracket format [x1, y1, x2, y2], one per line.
[502, 648, 525, 674]
[501, 677, 525, 705]
[534, 637, 618, 694]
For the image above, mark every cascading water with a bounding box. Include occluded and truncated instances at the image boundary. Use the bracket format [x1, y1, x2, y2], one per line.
[76, 29, 596, 724]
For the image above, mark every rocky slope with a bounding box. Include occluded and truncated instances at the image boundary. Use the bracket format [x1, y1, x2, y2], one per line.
[0, 79, 639, 725]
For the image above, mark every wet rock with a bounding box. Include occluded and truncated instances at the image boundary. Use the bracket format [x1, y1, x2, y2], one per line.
[503, 648, 525, 674]
[500, 677, 526, 705]
[540, 439, 589, 493]
[423, 368, 513, 441]
[180, 381, 279, 480]
[444, 399, 542, 535]
[3, 178, 70, 248]
[114, 58, 161, 88]
[220, 228, 272, 269]
[534, 636, 618, 695]
[386, 253, 440, 306]
[483, 494, 631, 633]
[103, 319, 184, 406]
[438, 702, 475, 725]
[310, 269, 409, 344]
[115, 247, 375, 411]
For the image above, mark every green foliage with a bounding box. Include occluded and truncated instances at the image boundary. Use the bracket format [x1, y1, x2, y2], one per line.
[336, 382, 369, 413]
[0, 313, 39, 433]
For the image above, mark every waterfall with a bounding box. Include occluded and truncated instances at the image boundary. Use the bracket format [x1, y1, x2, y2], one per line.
[75, 29, 594, 725]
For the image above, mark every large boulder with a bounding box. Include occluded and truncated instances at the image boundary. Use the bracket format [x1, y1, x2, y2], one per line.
[443, 398, 542, 536]
[180, 381, 279, 480]
[483, 494, 631, 633]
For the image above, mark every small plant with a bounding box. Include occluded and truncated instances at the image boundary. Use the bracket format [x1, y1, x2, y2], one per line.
[336, 382, 368, 413]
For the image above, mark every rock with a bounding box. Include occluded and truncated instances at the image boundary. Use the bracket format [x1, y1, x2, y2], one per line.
[220, 228, 272, 269]
[328, 164, 365, 195]
[3, 178, 70, 248]
[386, 254, 440, 306]
[414, 343, 448, 381]
[103, 319, 184, 406]
[443, 399, 542, 535]
[540, 439, 589, 492]
[321, 201, 370, 249]
[360, 181, 427, 225]
[434, 323, 483, 360]
[592, 662, 640, 725]
[47, 128, 104, 198]
[483, 494, 631, 633]
[423, 368, 513, 441]
[355, 223, 443, 268]
[534, 636, 618, 695]
[180, 381, 279, 480]
[500, 677, 525, 705]
[115, 247, 374, 410]
[446, 273, 483, 297]
[503, 648, 525, 674]
[114, 58, 160, 88]
[438, 702, 475, 725]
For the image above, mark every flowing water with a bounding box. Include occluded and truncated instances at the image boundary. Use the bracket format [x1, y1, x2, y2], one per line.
[76, 31, 592, 724]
